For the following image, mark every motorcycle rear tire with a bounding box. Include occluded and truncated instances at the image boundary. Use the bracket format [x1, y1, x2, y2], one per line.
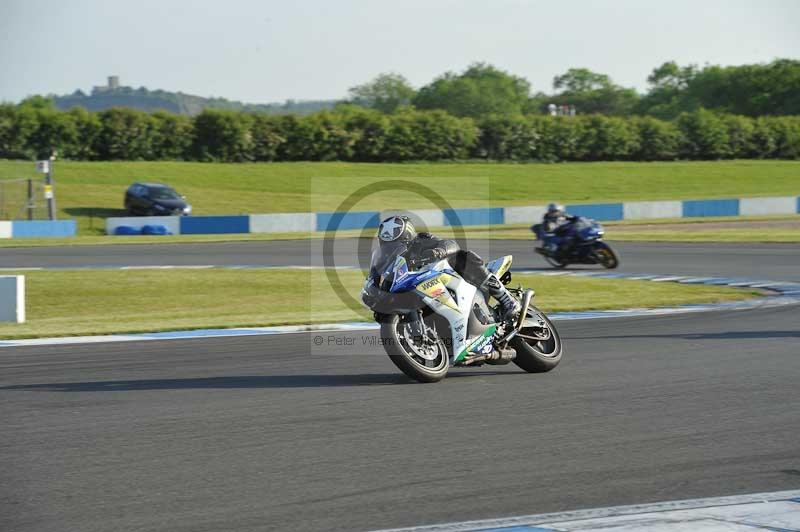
[544, 255, 567, 269]
[511, 306, 563, 373]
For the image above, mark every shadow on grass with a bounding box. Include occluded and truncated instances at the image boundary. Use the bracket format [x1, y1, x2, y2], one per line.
[64, 207, 128, 219]
[0, 370, 516, 393]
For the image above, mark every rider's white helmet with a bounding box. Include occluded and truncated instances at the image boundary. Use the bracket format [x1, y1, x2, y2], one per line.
[378, 216, 416, 243]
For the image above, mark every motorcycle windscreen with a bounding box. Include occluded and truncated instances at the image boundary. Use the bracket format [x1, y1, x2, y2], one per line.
[369, 240, 408, 280]
[571, 217, 592, 231]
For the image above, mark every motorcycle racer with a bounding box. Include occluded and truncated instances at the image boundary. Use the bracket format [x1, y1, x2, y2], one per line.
[535, 203, 578, 259]
[376, 216, 521, 321]
[542, 203, 569, 233]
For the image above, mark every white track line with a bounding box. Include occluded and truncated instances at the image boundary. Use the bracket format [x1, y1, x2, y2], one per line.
[370, 489, 800, 531]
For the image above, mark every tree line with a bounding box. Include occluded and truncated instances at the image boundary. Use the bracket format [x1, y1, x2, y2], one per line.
[348, 60, 800, 119]
[54, 86, 334, 116]
[2, 98, 798, 162]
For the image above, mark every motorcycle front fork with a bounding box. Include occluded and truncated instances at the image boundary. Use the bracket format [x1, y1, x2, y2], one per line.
[405, 311, 426, 338]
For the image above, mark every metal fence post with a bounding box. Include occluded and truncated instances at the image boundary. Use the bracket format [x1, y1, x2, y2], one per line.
[27, 178, 34, 220]
[45, 161, 56, 221]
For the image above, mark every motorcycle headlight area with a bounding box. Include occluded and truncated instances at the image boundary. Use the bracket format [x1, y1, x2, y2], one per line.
[361, 280, 381, 308]
[379, 272, 395, 291]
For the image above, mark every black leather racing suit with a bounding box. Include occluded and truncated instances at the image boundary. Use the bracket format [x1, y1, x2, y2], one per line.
[539, 214, 578, 258]
[541, 212, 566, 233]
[406, 232, 493, 288]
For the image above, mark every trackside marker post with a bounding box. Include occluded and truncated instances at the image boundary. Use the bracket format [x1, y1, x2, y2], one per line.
[36, 155, 56, 221]
[0, 275, 25, 323]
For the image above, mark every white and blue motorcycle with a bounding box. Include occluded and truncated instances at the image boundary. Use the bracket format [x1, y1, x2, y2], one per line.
[361, 242, 562, 383]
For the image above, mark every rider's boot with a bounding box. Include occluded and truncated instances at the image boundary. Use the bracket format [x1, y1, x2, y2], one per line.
[480, 274, 521, 322]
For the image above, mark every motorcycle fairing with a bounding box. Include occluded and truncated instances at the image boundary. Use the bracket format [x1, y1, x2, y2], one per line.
[486, 255, 513, 278]
[409, 259, 507, 365]
[389, 256, 458, 293]
[415, 273, 459, 312]
[454, 323, 498, 364]
[375, 254, 511, 366]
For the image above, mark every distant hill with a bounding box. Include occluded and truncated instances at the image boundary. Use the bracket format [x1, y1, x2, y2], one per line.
[53, 77, 338, 116]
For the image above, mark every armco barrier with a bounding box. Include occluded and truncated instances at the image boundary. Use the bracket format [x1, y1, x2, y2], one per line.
[682, 199, 740, 218]
[566, 202, 624, 221]
[180, 215, 250, 235]
[380, 209, 445, 231]
[739, 197, 797, 216]
[623, 200, 682, 220]
[250, 213, 315, 233]
[443, 207, 504, 226]
[504, 205, 548, 225]
[316, 211, 381, 231]
[1, 220, 77, 238]
[103, 194, 799, 237]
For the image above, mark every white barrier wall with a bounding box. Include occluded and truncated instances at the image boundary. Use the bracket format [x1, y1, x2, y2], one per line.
[0, 275, 25, 323]
[623, 201, 683, 220]
[250, 213, 316, 233]
[380, 209, 445, 230]
[106, 216, 181, 235]
[504, 205, 548, 225]
[0, 221, 11, 239]
[739, 196, 797, 216]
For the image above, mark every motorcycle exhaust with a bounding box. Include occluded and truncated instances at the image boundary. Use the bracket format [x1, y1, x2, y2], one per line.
[496, 289, 535, 345]
[462, 347, 516, 366]
[516, 289, 534, 331]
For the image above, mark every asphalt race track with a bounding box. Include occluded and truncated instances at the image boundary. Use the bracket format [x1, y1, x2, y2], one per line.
[1, 240, 799, 531]
[2, 239, 800, 282]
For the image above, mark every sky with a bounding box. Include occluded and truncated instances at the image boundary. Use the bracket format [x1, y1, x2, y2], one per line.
[1, 0, 799, 104]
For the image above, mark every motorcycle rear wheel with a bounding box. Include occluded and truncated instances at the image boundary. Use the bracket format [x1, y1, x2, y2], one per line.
[380, 314, 449, 383]
[510, 305, 562, 373]
[544, 255, 568, 269]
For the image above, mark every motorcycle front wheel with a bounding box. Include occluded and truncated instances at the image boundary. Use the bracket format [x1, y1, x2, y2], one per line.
[380, 314, 449, 383]
[593, 242, 619, 269]
[510, 305, 562, 373]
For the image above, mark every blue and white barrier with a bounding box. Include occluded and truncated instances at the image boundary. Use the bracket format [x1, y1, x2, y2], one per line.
[250, 213, 315, 233]
[105, 194, 800, 236]
[0, 220, 77, 239]
[317, 211, 381, 232]
[739, 196, 798, 216]
[623, 200, 682, 219]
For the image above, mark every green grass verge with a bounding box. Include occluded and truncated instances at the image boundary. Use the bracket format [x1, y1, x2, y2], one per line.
[0, 159, 798, 235]
[0, 268, 760, 340]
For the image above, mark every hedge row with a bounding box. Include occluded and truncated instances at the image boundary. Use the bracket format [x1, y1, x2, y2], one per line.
[1, 104, 798, 162]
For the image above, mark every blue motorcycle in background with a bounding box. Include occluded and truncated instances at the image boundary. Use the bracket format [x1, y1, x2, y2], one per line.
[533, 217, 619, 269]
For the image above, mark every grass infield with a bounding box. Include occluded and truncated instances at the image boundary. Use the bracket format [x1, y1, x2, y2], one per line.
[0, 268, 761, 340]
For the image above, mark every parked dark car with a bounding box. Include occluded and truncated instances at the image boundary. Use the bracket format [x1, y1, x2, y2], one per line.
[124, 183, 192, 216]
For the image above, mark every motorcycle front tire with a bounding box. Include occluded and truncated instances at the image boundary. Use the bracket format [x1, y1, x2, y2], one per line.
[380, 315, 449, 383]
[593, 242, 619, 269]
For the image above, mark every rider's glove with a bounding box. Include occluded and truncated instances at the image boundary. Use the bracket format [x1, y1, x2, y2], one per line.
[419, 248, 444, 264]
